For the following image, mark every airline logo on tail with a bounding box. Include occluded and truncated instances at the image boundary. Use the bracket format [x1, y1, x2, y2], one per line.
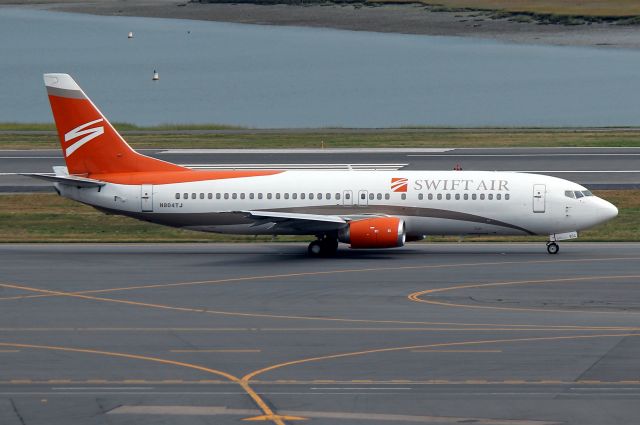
[64, 118, 104, 157]
[391, 177, 408, 192]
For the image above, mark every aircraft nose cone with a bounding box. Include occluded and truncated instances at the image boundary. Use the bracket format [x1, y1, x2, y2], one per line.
[601, 200, 618, 221]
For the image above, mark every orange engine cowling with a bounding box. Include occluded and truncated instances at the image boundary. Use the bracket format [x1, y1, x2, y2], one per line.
[339, 217, 406, 249]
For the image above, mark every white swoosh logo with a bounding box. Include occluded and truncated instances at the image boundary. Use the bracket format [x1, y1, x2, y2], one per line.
[64, 118, 104, 157]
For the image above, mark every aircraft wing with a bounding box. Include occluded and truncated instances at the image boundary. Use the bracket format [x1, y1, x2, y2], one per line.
[240, 210, 390, 234]
[20, 173, 105, 188]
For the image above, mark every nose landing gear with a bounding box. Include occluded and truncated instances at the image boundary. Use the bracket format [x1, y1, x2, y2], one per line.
[546, 241, 559, 255]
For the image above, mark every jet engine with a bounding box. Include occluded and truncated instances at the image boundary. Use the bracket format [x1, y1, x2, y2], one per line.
[338, 217, 406, 249]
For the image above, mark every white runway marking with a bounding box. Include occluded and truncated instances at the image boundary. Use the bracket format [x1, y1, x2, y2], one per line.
[52, 387, 154, 390]
[159, 148, 453, 154]
[408, 153, 640, 157]
[310, 387, 412, 390]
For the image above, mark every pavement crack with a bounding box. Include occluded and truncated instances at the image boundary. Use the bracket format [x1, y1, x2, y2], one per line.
[573, 335, 628, 383]
[10, 398, 26, 425]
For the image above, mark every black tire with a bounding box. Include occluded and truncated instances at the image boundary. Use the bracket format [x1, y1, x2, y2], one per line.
[308, 240, 323, 256]
[321, 238, 339, 256]
[547, 242, 559, 255]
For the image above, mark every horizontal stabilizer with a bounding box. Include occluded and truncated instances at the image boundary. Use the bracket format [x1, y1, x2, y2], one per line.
[20, 173, 105, 188]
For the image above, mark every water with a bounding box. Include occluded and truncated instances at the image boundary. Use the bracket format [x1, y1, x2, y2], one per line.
[1, 7, 640, 127]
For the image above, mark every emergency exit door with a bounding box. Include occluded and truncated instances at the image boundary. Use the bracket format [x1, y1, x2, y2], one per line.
[533, 184, 545, 213]
[141, 185, 153, 212]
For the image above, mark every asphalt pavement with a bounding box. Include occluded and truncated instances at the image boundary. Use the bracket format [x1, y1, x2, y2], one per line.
[1, 242, 640, 424]
[2, 147, 639, 192]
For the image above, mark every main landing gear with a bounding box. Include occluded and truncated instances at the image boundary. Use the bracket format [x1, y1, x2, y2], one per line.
[546, 241, 559, 255]
[308, 236, 338, 257]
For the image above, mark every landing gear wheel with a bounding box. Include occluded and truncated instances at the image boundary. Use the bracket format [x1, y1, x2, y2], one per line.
[308, 238, 338, 257]
[321, 238, 338, 256]
[308, 240, 323, 256]
[546, 242, 559, 255]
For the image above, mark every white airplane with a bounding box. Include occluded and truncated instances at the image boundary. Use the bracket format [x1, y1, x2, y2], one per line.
[26, 73, 619, 256]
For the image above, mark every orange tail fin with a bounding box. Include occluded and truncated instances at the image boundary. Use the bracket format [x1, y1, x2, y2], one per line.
[44, 73, 186, 176]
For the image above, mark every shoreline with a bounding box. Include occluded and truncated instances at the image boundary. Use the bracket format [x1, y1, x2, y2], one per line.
[4, 0, 640, 49]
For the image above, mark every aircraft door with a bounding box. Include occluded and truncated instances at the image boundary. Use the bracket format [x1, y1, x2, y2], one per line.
[342, 190, 353, 206]
[358, 190, 368, 206]
[532, 184, 545, 213]
[141, 184, 154, 212]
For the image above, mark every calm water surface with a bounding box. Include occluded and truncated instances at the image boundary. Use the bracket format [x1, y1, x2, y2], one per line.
[1, 7, 639, 127]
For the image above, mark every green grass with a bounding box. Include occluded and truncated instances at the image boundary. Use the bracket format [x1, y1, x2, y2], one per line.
[0, 122, 243, 132]
[3, 127, 640, 149]
[0, 191, 636, 243]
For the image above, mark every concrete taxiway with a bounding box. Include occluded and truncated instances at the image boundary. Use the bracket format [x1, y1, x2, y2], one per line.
[1, 242, 640, 424]
[2, 147, 640, 192]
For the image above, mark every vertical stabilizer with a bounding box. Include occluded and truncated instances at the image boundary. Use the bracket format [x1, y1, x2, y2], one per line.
[44, 73, 186, 176]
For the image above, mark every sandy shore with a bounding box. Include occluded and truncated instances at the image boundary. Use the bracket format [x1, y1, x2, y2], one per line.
[4, 0, 640, 48]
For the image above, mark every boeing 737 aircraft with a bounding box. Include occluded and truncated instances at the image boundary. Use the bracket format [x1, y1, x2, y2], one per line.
[25, 74, 619, 256]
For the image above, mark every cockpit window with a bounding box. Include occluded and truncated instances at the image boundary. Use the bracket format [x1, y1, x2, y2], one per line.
[575, 191, 584, 199]
[565, 190, 575, 199]
[582, 190, 593, 197]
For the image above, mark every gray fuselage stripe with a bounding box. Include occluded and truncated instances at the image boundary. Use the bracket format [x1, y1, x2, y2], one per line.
[46, 86, 86, 99]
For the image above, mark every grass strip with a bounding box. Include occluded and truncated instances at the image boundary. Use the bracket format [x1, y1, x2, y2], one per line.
[0, 191, 636, 243]
[3, 129, 640, 149]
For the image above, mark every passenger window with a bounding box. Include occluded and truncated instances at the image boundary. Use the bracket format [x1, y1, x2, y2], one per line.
[472, 194, 477, 200]
[200, 193, 204, 199]
[360, 193, 366, 200]
[175, 193, 180, 199]
[183, 192, 188, 199]
[428, 194, 433, 200]
[293, 193, 298, 200]
[463, 194, 468, 200]
[336, 193, 341, 200]
[224, 193, 229, 199]
[480, 194, 485, 200]
[216, 193, 221, 200]
[565, 190, 575, 199]
[276, 193, 281, 199]
[208, 193, 212, 199]
[345, 193, 350, 200]
[232, 193, 237, 199]
[385, 194, 390, 200]
[284, 193, 289, 199]
[368, 193, 373, 200]
[401, 194, 406, 200]
[437, 194, 442, 200]
[377, 193, 382, 200]
[258, 193, 263, 199]
[249, 193, 255, 199]
[446, 194, 451, 200]
[418, 193, 424, 200]
[455, 194, 460, 200]
[191, 193, 196, 200]
[309, 193, 314, 200]
[327, 193, 331, 200]
[267, 193, 272, 199]
[496, 194, 501, 200]
[505, 194, 510, 200]
[488, 194, 493, 200]
[318, 193, 323, 200]
[240, 193, 246, 200]
[301, 193, 306, 200]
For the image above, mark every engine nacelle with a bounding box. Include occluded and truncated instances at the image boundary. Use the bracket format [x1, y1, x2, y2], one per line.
[339, 217, 406, 249]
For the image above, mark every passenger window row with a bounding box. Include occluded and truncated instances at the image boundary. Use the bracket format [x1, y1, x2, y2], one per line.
[175, 192, 344, 201]
[175, 192, 510, 201]
[418, 193, 510, 201]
